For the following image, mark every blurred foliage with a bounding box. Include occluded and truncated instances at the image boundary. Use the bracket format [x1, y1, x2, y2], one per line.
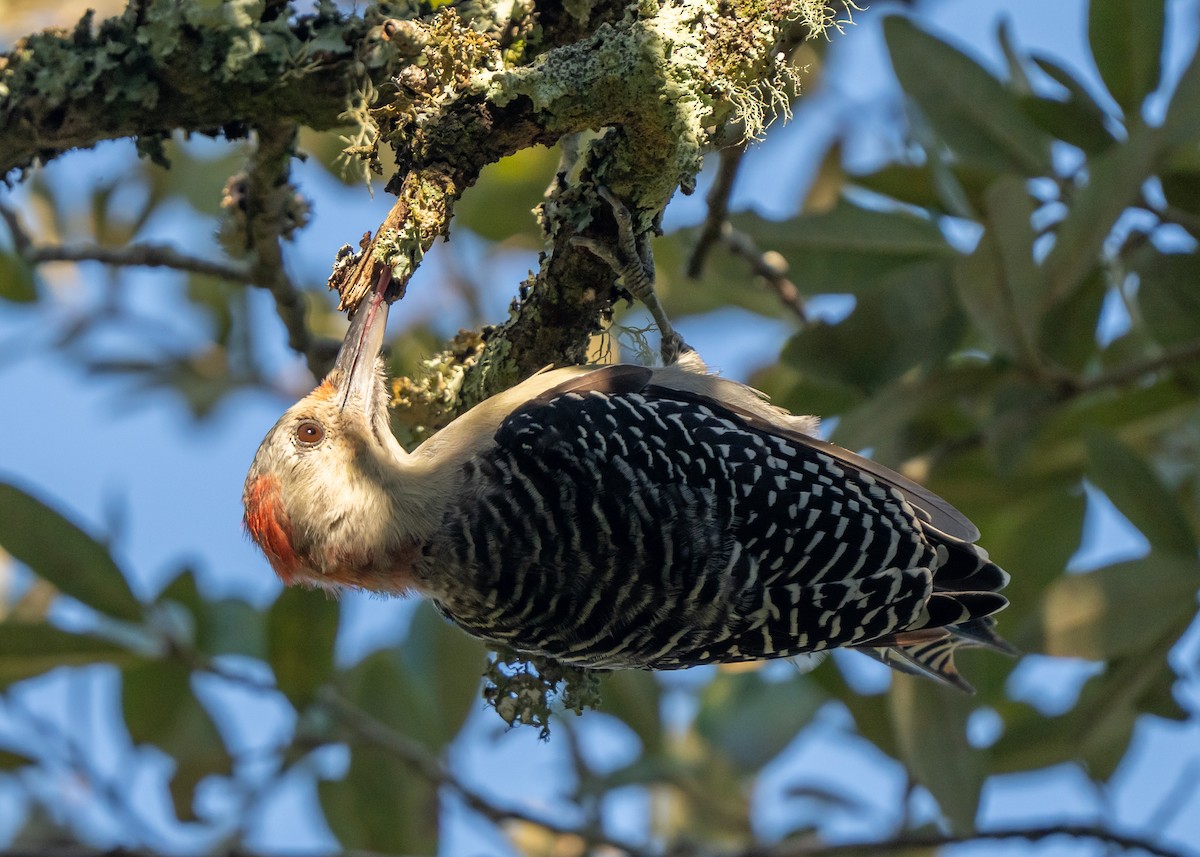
[2, 1, 1200, 855]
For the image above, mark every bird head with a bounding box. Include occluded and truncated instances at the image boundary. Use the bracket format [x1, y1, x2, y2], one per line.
[243, 282, 425, 594]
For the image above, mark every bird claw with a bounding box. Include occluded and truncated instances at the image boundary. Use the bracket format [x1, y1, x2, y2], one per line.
[572, 187, 688, 365]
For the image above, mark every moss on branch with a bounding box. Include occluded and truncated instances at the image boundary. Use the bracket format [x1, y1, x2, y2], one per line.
[342, 0, 841, 426]
[0, 0, 405, 177]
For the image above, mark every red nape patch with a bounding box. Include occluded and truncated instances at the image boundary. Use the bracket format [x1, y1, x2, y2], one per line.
[310, 378, 337, 401]
[244, 474, 301, 583]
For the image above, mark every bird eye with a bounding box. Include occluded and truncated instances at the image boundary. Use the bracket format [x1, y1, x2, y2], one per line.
[295, 419, 325, 446]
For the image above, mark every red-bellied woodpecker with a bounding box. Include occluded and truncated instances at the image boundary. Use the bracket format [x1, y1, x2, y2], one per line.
[244, 271, 1013, 692]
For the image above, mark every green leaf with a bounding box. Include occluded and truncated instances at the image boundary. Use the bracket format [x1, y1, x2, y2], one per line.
[1162, 47, 1200, 144]
[321, 649, 442, 853]
[1134, 251, 1200, 349]
[0, 254, 36, 303]
[653, 229, 803, 322]
[851, 162, 995, 219]
[1043, 124, 1163, 306]
[952, 177, 1042, 363]
[884, 17, 1052, 176]
[0, 622, 138, 686]
[1025, 55, 1117, 155]
[1159, 168, 1200, 215]
[783, 260, 964, 393]
[0, 482, 142, 622]
[733, 200, 955, 297]
[398, 603, 485, 746]
[318, 740, 438, 854]
[123, 659, 232, 821]
[890, 676, 983, 831]
[830, 362, 999, 465]
[1086, 432, 1198, 556]
[157, 568, 265, 658]
[695, 671, 826, 773]
[267, 587, 339, 708]
[1037, 268, 1106, 373]
[0, 746, 36, 769]
[1039, 556, 1199, 660]
[455, 145, 559, 245]
[598, 670, 663, 756]
[1088, 0, 1165, 117]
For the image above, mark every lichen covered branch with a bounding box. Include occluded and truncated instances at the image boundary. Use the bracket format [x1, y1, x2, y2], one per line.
[327, 0, 842, 430]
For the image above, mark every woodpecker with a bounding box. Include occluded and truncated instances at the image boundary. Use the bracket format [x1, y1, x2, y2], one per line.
[244, 274, 1013, 692]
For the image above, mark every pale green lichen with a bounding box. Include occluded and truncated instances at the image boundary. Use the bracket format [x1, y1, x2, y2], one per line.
[343, 8, 502, 177]
[371, 224, 424, 282]
[483, 650, 601, 739]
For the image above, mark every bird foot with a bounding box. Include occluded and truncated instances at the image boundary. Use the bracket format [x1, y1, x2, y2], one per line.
[572, 187, 688, 365]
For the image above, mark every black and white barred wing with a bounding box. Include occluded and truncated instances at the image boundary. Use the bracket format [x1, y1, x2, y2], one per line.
[432, 365, 1010, 682]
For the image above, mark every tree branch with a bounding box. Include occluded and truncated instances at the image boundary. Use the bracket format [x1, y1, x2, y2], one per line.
[331, 3, 835, 428]
[749, 824, 1197, 857]
[0, 4, 402, 177]
[687, 143, 746, 278]
[317, 689, 655, 857]
[1069, 337, 1200, 396]
[720, 221, 810, 324]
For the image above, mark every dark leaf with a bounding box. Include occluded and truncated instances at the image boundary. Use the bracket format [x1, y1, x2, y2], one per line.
[783, 260, 963, 394]
[157, 568, 265, 658]
[318, 742, 438, 854]
[1037, 268, 1106, 373]
[1088, 0, 1165, 117]
[123, 659, 232, 821]
[598, 670, 663, 756]
[455, 145, 559, 245]
[1134, 251, 1200, 349]
[884, 17, 1053, 176]
[1018, 94, 1116, 156]
[1043, 125, 1163, 307]
[321, 650, 441, 853]
[890, 676, 983, 832]
[0, 253, 36, 303]
[654, 228, 801, 322]
[1163, 47, 1200, 144]
[952, 177, 1042, 363]
[1039, 556, 1199, 660]
[1085, 432, 1197, 556]
[733, 200, 955, 297]
[399, 603, 486, 746]
[0, 622, 138, 686]
[0, 482, 142, 622]
[831, 362, 998, 464]
[267, 587, 339, 708]
[1159, 168, 1200, 215]
[1026, 55, 1117, 155]
[0, 746, 37, 769]
[695, 670, 826, 773]
[850, 162, 993, 218]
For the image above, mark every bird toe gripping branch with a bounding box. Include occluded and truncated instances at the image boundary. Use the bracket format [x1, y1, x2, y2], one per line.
[572, 186, 689, 365]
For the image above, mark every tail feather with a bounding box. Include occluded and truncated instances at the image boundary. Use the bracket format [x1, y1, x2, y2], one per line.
[857, 636, 974, 692]
[854, 536, 1015, 693]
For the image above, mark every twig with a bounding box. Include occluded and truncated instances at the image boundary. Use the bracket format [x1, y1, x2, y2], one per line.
[1069, 338, 1200, 396]
[317, 688, 654, 857]
[748, 825, 1195, 857]
[720, 221, 810, 325]
[687, 144, 746, 278]
[2, 201, 250, 280]
[238, 122, 325, 378]
[29, 243, 257, 283]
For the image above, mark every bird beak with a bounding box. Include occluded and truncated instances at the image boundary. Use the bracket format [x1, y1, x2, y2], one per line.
[332, 273, 391, 413]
